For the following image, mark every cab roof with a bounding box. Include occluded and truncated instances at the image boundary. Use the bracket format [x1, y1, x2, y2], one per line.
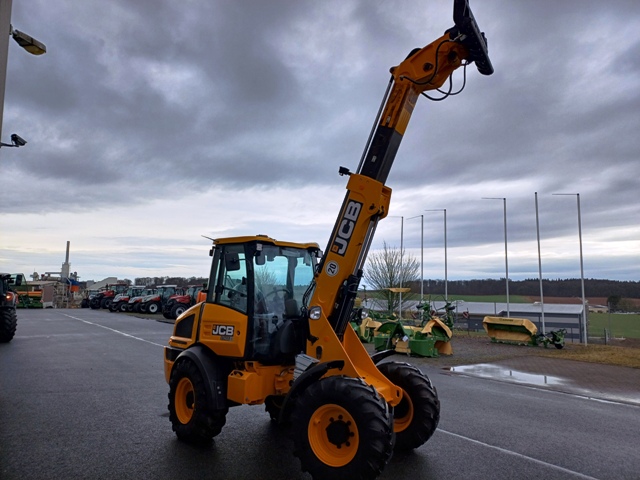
[213, 234, 320, 250]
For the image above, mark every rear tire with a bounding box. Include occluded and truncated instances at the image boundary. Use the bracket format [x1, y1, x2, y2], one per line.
[377, 362, 440, 451]
[168, 359, 228, 444]
[290, 376, 394, 480]
[0, 309, 17, 343]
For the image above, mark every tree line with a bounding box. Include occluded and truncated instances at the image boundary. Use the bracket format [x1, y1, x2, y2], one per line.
[404, 278, 640, 299]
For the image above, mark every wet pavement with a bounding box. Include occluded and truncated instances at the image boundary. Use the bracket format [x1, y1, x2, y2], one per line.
[445, 355, 640, 406]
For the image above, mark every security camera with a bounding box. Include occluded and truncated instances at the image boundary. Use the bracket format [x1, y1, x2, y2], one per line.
[10, 134, 27, 147]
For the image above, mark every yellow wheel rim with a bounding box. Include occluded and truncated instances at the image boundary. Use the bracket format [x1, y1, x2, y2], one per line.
[393, 389, 414, 433]
[308, 403, 359, 467]
[175, 377, 195, 424]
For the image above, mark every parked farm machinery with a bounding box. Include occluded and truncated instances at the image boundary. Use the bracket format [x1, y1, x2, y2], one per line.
[483, 316, 566, 349]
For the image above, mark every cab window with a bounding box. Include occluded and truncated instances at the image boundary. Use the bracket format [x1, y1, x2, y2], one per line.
[214, 244, 249, 314]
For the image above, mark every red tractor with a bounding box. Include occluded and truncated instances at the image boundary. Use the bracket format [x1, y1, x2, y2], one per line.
[162, 284, 204, 320]
[109, 286, 145, 312]
[140, 285, 182, 314]
[127, 288, 157, 312]
[89, 283, 129, 310]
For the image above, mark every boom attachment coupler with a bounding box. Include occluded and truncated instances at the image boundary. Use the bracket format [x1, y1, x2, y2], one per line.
[451, 0, 493, 76]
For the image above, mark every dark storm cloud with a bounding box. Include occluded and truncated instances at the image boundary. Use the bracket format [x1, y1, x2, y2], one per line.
[2, 0, 639, 280]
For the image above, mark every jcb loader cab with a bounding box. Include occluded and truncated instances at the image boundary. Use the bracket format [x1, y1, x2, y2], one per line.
[164, 1, 492, 478]
[165, 236, 320, 367]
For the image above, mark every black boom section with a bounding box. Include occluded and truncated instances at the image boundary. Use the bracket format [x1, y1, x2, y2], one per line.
[359, 125, 403, 184]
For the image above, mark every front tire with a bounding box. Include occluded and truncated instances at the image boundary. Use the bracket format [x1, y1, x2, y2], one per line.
[171, 303, 187, 319]
[168, 359, 228, 444]
[0, 309, 17, 343]
[147, 302, 160, 314]
[290, 376, 394, 480]
[377, 362, 440, 451]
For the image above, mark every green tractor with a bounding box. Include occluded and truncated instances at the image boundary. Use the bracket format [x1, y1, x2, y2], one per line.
[0, 273, 24, 343]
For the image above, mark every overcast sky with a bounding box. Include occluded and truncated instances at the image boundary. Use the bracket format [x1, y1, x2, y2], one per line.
[1, 0, 638, 285]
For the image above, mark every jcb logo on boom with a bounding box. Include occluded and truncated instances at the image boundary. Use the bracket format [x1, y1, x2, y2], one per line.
[331, 200, 362, 256]
[212, 324, 234, 337]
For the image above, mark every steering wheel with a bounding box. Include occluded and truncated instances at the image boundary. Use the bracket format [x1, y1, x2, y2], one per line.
[224, 285, 246, 297]
[264, 288, 291, 301]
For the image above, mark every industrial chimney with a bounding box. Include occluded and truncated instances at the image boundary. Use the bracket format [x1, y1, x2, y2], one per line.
[61, 241, 71, 279]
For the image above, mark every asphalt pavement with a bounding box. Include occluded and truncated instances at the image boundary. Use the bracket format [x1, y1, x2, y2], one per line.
[1, 308, 639, 480]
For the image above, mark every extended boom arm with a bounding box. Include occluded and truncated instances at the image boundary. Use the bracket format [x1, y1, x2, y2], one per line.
[306, 1, 492, 394]
[359, 0, 492, 183]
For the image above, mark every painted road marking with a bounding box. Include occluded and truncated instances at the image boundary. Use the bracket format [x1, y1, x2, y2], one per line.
[62, 313, 166, 348]
[438, 429, 601, 480]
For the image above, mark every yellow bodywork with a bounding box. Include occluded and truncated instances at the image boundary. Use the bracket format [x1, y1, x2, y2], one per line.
[227, 363, 293, 405]
[483, 316, 538, 344]
[422, 317, 453, 355]
[352, 316, 382, 340]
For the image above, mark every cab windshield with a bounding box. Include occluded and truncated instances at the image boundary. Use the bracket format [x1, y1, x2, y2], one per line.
[253, 245, 316, 318]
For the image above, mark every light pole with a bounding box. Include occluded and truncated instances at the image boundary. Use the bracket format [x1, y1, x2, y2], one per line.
[425, 209, 447, 300]
[482, 197, 509, 317]
[407, 215, 424, 305]
[535, 192, 545, 334]
[0, 0, 47, 146]
[553, 193, 587, 345]
[388, 215, 404, 318]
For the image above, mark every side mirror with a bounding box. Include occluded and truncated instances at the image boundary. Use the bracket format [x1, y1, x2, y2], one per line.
[225, 253, 241, 271]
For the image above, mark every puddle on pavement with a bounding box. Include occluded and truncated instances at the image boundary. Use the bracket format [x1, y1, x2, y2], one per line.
[446, 363, 566, 386]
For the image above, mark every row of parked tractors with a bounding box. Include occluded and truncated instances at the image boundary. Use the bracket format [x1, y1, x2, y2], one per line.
[81, 283, 204, 320]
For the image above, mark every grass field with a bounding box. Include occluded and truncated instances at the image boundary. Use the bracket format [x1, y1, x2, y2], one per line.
[445, 294, 530, 303]
[588, 312, 640, 339]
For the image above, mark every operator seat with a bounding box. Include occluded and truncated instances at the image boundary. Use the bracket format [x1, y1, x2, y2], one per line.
[266, 299, 302, 363]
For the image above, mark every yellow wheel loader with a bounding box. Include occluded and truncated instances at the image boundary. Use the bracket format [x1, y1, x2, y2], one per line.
[164, 1, 493, 478]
